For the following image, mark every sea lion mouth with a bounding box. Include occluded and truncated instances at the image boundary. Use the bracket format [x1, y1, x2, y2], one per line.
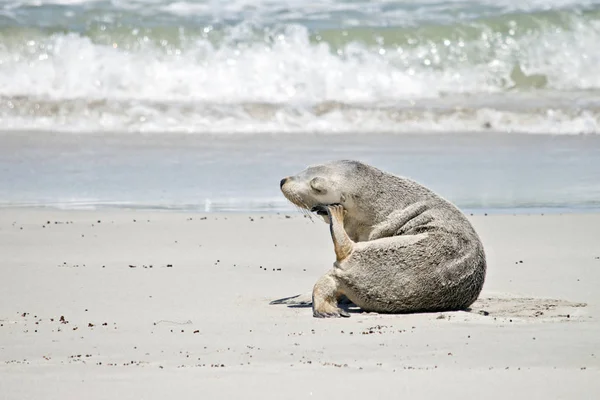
[310, 203, 342, 216]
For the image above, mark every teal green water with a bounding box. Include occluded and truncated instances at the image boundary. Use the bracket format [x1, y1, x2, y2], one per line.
[1, 0, 600, 134]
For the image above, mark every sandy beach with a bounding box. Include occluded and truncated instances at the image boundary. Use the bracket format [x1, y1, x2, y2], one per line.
[2, 0, 600, 397]
[1, 208, 598, 399]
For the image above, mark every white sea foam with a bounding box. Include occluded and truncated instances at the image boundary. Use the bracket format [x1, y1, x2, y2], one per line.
[1, 3, 600, 133]
[6, 0, 600, 22]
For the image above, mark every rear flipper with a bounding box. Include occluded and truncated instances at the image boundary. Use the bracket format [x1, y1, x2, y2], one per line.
[270, 293, 354, 306]
[270, 292, 312, 306]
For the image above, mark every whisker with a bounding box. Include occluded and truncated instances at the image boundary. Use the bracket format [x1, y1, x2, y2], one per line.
[299, 206, 314, 222]
[285, 192, 315, 222]
[297, 198, 314, 222]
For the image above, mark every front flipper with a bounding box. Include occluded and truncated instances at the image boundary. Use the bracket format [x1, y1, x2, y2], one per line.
[367, 201, 432, 240]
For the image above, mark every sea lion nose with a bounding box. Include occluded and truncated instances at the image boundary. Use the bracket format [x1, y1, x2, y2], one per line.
[280, 178, 288, 189]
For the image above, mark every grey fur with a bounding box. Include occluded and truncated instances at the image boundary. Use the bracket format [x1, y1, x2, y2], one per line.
[276, 160, 487, 318]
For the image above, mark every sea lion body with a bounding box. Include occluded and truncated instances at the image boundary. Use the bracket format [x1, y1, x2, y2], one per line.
[277, 160, 486, 317]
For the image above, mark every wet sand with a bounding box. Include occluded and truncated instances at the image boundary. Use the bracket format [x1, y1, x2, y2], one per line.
[1, 209, 599, 399]
[2, 132, 600, 212]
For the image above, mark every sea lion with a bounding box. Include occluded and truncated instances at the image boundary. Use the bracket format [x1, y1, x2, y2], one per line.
[274, 160, 486, 318]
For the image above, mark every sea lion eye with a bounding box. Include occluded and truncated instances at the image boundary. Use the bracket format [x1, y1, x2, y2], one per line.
[310, 177, 327, 194]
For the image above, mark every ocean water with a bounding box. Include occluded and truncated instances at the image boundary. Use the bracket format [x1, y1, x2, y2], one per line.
[1, 0, 600, 133]
[1, 132, 599, 213]
[1, 0, 599, 213]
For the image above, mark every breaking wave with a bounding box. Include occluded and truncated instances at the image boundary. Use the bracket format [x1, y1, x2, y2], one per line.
[1, 3, 600, 133]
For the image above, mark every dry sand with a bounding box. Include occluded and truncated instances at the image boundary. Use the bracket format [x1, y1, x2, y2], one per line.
[1, 209, 599, 399]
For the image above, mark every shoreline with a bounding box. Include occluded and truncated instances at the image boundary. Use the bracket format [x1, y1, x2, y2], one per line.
[2, 131, 599, 214]
[2, 203, 600, 216]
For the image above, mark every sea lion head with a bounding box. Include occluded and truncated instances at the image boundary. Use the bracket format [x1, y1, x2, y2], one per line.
[279, 160, 368, 215]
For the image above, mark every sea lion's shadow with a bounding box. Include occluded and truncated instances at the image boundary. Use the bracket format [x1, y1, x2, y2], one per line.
[285, 302, 467, 316]
[286, 303, 363, 315]
[273, 293, 477, 315]
[273, 294, 588, 320]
